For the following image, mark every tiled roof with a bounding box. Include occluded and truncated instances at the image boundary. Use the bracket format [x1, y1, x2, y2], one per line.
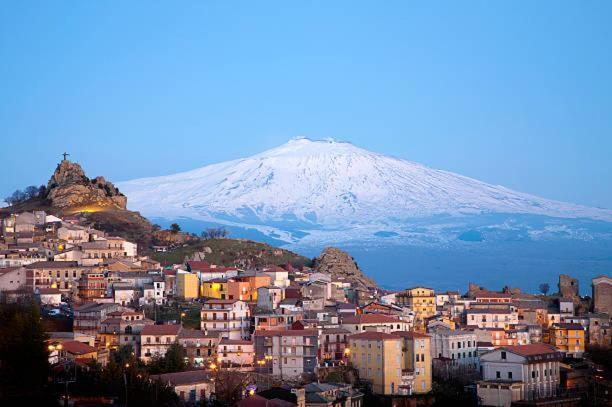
[552, 323, 584, 330]
[26, 261, 79, 269]
[394, 331, 430, 339]
[341, 314, 401, 324]
[219, 338, 253, 345]
[349, 332, 400, 341]
[61, 340, 96, 355]
[141, 324, 182, 336]
[254, 329, 318, 337]
[151, 369, 212, 386]
[501, 343, 563, 362]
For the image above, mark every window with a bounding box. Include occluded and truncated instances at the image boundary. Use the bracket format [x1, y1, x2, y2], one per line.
[532, 371, 536, 379]
[496, 371, 501, 379]
[508, 372, 512, 379]
[501, 351, 506, 360]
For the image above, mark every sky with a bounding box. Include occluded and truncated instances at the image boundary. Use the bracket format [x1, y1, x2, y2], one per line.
[1, 1, 611, 208]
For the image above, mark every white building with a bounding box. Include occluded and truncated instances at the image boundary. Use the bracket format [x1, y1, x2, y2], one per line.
[429, 327, 478, 367]
[200, 299, 250, 340]
[217, 338, 254, 366]
[477, 344, 562, 407]
[140, 324, 182, 363]
[466, 309, 519, 329]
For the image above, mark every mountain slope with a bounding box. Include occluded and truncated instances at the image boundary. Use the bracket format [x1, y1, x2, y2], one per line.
[119, 138, 612, 235]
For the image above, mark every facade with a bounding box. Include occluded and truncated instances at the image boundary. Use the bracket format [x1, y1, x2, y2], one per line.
[78, 271, 107, 302]
[477, 344, 562, 406]
[257, 285, 283, 310]
[98, 310, 153, 353]
[396, 287, 436, 329]
[176, 272, 199, 300]
[254, 329, 318, 379]
[140, 324, 182, 363]
[429, 327, 478, 368]
[151, 370, 214, 404]
[396, 331, 432, 394]
[466, 309, 519, 329]
[592, 275, 612, 315]
[200, 299, 250, 339]
[340, 314, 411, 334]
[319, 327, 351, 363]
[218, 338, 254, 366]
[26, 261, 87, 297]
[549, 323, 585, 357]
[73, 302, 121, 336]
[177, 329, 219, 367]
[348, 332, 403, 395]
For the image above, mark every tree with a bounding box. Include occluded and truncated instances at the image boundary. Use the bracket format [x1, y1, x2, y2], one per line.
[539, 283, 550, 295]
[0, 298, 56, 405]
[147, 343, 187, 374]
[201, 227, 229, 239]
[213, 369, 254, 405]
[170, 223, 181, 233]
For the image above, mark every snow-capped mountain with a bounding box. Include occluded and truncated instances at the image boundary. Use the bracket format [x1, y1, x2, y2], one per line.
[119, 138, 611, 235]
[120, 138, 612, 291]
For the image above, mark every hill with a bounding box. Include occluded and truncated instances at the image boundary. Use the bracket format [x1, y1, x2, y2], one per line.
[152, 238, 313, 269]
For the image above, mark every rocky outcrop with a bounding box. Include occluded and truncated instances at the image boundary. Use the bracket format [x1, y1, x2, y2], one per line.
[46, 160, 127, 210]
[314, 247, 377, 289]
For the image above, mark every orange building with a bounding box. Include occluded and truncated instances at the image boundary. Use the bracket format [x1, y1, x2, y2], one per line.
[227, 272, 271, 301]
[549, 323, 585, 357]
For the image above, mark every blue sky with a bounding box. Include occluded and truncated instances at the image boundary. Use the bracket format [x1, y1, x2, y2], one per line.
[1, 1, 611, 208]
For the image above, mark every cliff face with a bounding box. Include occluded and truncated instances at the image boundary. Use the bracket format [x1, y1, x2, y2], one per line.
[314, 247, 377, 289]
[46, 160, 127, 210]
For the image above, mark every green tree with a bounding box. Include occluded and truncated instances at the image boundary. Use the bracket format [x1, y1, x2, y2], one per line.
[170, 223, 181, 233]
[0, 298, 56, 405]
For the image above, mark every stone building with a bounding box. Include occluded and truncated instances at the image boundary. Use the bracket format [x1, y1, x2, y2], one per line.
[558, 274, 578, 298]
[592, 275, 612, 315]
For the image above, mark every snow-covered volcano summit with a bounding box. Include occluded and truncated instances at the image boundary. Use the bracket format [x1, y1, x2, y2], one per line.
[119, 138, 612, 231]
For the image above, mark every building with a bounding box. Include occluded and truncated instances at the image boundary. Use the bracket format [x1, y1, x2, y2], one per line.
[218, 338, 254, 366]
[592, 275, 612, 315]
[257, 285, 283, 310]
[200, 299, 250, 339]
[176, 272, 199, 300]
[549, 323, 585, 357]
[177, 329, 219, 367]
[477, 344, 563, 406]
[396, 287, 436, 329]
[254, 329, 318, 379]
[466, 308, 519, 330]
[348, 332, 403, 395]
[77, 271, 107, 302]
[429, 327, 478, 369]
[140, 324, 182, 363]
[98, 310, 153, 354]
[340, 314, 411, 334]
[73, 302, 121, 336]
[0, 266, 27, 292]
[319, 327, 351, 363]
[397, 331, 432, 394]
[37, 287, 62, 305]
[303, 382, 364, 407]
[151, 370, 214, 404]
[200, 278, 228, 299]
[26, 261, 87, 298]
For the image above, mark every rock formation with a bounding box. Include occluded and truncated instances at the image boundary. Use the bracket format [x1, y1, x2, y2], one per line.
[46, 159, 127, 210]
[314, 247, 377, 289]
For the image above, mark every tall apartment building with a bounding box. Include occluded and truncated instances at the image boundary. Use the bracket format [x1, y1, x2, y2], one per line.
[429, 327, 478, 368]
[396, 331, 432, 394]
[549, 323, 585, 357]
[200, 299, 250, 340]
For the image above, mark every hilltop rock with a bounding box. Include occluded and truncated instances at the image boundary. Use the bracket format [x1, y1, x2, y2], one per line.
[46, 160, 127, 210]
[314, 247, 377, 289]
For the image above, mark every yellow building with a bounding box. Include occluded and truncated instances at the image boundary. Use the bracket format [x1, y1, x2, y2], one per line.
[396, 331, 432, 394]
[200, 278, 228, 299]
[349, 331, 432, 395]
[349, 332, 403, 395]
[396, 287, 436, 330]
[549, 323, 585, 357]
[176, 272, 199, 300]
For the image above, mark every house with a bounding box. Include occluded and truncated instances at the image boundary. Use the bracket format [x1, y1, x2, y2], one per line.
[98, 310, 153, 354]
[477, 344, 563, 406]
[77, 271, 108, 301]
[319, 327, 351, 363]
[37, 287, 62, 305]
[396, 331, 432, 394]
[348, 332, 403, 395]
[200, 299, 250, 339]
[140, 324, 182, 363]
[474, 291, 512, 303]
[176, 271, 199, 300]
[549, 323, 585, 357]
[200, 278, 228, 299]
[261, 266, 290, 288]
[429, 327, 478, 369]
[254, 311, 303, 332]
[257, 285, 284, 310]
[0, 266, 27, 292]
[396, 287, 436, 329]
[177, 328, 219, 367]
[150, 370, 214, 404]
[60, 340, 99, 363]
[303, 382, 364, 407]
[218, 338, 254, 366]
[73, 302, 121, 336]
[254, 330, 318, 379]
[340, 314, 411, 334]
[26, 261, 87, 298]
[466, 308, 519, 329]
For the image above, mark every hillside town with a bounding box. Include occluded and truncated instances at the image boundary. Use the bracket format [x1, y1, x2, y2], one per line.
[0, 208, 610, 406]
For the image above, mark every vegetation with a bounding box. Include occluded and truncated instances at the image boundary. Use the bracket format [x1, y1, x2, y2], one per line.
[170, 223, 181, 233]
[147, 343, 188, 374]
[0, 298, 56, 405]
[4, 185, 46, 205]
[201, 227, 229, 239]
[539, 282, 550, 295]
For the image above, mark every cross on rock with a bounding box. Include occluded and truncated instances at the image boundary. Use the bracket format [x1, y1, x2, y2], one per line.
[62, 152, 70, 161]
